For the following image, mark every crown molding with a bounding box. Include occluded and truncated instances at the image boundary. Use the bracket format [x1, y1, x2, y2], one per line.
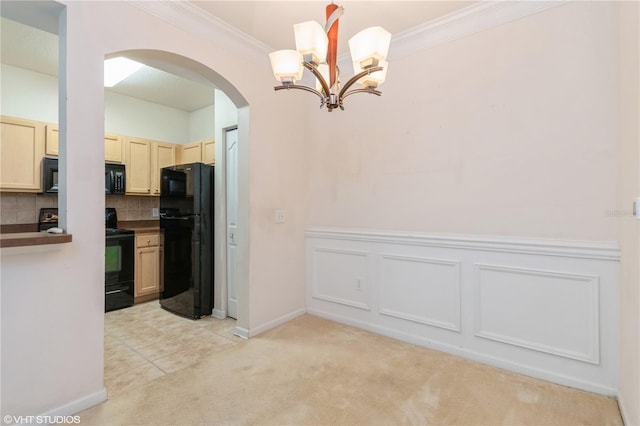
[129, 1, 566, 67]
[388, 1, 567, 61]
[127, 1, 272, 65]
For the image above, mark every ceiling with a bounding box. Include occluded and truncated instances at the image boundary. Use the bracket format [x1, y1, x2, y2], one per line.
[0, 1, 474, 112]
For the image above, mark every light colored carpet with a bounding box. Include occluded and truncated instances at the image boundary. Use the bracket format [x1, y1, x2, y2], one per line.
[80, 314, 622, 425]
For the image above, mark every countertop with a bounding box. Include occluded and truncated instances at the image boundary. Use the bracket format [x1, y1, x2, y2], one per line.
[0, 231, 72, 248]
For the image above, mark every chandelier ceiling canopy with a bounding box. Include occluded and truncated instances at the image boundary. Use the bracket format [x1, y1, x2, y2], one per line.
[269, 3, 391, 112]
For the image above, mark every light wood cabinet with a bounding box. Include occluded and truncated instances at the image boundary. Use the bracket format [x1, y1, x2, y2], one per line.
[177, 141, 202, 164]
[134, 232, 161, 298]
[43, 124, 124, 164]
[202, 138, 215, 165]
[150, 142, 176, 196]
[125, 137, 152, 194]
[45, 124, 59, 156]
[0, 116, 45, 192]
[104, 133, 124, 163]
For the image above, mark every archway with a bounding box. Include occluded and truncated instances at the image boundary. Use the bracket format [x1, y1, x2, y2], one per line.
[103, 48, 250, 334]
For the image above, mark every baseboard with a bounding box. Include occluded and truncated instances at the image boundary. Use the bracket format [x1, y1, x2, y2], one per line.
[233, 326, 249, 339]
[617, 393, 637, 426]
[248, 308, 307, 338]
[308, 308, 618, 397]
[211, 308, 226, 320]
[40, 387, 107, 418]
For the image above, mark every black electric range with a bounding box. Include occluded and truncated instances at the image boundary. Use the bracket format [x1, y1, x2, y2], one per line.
[105, 208, 134, 312]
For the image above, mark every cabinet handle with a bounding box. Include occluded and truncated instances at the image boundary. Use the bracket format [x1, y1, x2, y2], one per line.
[138, 251, 142, 254]
[147, 239, 151, 244]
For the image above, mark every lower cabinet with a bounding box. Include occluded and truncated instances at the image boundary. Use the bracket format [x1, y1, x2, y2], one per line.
[134, 231, 163, 302]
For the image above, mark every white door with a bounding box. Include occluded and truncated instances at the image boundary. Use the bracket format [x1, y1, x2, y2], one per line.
[226, 128, 239, 319]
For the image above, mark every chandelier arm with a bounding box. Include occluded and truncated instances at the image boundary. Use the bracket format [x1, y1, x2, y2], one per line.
[274, 84, 326, 103]
[337, 65, 384, 100]
[340, 88, 382, 102]
[302, 62, 331, 97]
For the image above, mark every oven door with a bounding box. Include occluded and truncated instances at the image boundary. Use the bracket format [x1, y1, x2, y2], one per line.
[105, 234, 134, 285]
[106, 282, 134, 312]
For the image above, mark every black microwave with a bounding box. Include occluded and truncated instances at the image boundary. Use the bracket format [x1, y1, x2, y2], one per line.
[160, 167, 187, 197]
[42, 157, 59, 194]
[42, 158, 126, 195]
[105, 163, 126, 195]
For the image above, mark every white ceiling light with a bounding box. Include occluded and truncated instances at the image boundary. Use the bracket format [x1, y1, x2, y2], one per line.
[269, 3, 391, 112]
[104, 57, 144, 87]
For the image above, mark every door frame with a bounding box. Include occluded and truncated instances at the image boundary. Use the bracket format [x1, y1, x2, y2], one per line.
[213, 124, 239, 320]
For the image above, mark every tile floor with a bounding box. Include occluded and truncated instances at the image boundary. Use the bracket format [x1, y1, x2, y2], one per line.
[104, 301, 240, 396]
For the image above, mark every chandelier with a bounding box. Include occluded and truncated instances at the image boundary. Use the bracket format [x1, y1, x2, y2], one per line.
[268, 3, 391, 112]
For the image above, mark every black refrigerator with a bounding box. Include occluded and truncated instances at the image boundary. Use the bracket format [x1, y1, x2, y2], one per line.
[159, 162, 214, 319]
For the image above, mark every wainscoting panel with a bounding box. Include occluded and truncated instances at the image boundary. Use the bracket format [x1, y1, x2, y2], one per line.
[475, 264, 599, 364]
[310, 247, 371, 310]
[379, 255, 461, 332]
[306, 228, 620, 395]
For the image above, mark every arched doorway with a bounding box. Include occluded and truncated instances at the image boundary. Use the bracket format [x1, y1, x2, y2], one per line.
[102, 49, 250, 393]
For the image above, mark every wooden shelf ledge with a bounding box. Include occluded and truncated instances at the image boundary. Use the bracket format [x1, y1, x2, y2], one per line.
[0, 232, 72, 248]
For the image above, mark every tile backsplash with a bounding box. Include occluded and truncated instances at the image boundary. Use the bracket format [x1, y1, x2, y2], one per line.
[0, 193, 58, 225]
[0, 193, 159, 225]
[106, 195, 159, 221]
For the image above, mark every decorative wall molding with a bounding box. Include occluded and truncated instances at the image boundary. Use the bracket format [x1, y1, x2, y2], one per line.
[306, 228, 620, 261]
[474, 264, 600, 364]
[379, 254, 461, 332]
[129, 1, 566, 67]
[311, 248, 371, 311]
[388, 1, 566, 61]
[127, 1, 272, 66]
[306, 227, 619, 395]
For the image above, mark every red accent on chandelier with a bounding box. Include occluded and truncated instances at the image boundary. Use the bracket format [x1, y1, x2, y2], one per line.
[326, 3, 339, 88]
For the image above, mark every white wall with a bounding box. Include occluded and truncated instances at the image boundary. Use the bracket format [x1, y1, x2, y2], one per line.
[617, 2, 640, 424]
[1, 0, 309, 417]
[104, 91, 190, 144]
[306, 2, 618, 242]
[1, 63, 211, 144]
[304, 0, 624, 397]
[0, 64, 58, 123]
[189, 104, 215, 142]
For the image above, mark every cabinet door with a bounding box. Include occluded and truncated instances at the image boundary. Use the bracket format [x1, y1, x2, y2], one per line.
[45, 124, 59, 156]
[151, 142, 176, 196]
[135, 246, 160, 297]
[179, 142, 202, 165]
[125, 137, 151, 194]
[202, 138, 215, 165]
[0, 116, 45, 192]
[105, 133, 124, 163]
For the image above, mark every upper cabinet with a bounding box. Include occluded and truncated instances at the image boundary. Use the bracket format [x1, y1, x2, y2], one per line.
[176, 138, 215, 165]
[43, 124, 125, 164]
[177, 141, 202, 165]
[45, 124, 59, 156]
[202, 138, 215, 165]
[0, 116, 45, 192]
[105, 133, 124, 164]
[150, 142, 176, 196]
[125, 137, 152, 194]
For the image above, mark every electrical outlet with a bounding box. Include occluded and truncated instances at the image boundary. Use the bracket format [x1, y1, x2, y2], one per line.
[152, 208, 159, 218]
[275, 209, 286, 224]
